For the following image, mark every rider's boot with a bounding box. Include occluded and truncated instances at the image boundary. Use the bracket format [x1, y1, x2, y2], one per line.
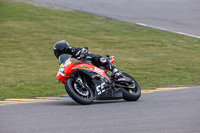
[111, 67, 122, 79]
[107, 62, 122, 79]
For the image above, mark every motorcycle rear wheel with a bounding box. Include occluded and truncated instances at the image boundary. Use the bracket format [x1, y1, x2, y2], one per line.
[121, 72, 141, 101]
[65, 77, 94, 105]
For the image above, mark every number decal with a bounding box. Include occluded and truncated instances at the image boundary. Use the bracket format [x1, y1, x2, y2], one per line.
[96, 82, 105, 95]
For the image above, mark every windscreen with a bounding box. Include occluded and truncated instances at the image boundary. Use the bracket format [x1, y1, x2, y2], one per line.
[58, 54, 72, 65]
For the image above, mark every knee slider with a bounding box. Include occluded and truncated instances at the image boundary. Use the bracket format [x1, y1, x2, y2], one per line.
[100, 57, 107, 64]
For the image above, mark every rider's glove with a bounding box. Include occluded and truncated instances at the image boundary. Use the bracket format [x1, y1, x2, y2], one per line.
[76, 47, 88, 59]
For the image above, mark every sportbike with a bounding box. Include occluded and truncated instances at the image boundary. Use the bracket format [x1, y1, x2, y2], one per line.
[56, 54, 141, 105]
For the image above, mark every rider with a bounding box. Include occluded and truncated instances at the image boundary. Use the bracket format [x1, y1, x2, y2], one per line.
[53, 40, 122, 79]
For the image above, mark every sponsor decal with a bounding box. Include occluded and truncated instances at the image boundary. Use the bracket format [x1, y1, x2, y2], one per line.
[81, 65, 93, 70]
[94, 67, 105, 75]
[60, 63, 64, 68]
[92, 74, 105, 82]
[67, 60, 72, 65]
[64, 59, 72, 66]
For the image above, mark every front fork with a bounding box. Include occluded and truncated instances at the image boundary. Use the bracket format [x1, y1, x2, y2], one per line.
[72, 72, 90, 91]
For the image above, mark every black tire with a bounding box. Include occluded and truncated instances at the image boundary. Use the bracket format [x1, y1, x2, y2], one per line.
[121, 72, 141, 101]
[65, 77, 94, 105]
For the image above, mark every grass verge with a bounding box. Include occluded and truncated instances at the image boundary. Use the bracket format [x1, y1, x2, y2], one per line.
[0, 0, 200, 100]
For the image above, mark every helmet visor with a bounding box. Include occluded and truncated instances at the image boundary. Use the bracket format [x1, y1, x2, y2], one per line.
[54, 50, 61, 59]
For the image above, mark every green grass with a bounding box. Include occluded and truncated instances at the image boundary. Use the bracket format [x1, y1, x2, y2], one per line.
[0, 0, 200, 100]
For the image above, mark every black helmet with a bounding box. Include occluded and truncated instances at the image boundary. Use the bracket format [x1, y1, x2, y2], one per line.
[53, 40, 71, 59]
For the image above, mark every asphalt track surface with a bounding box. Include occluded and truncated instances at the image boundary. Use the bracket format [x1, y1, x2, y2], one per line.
[1, 1, 200, 133]
[34, 0, 200, 38]
[1, 86, 200, 133]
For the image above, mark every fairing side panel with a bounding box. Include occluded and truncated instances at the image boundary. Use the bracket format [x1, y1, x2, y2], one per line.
[72, 63, 111, 83]
[56, 58, 111, 84]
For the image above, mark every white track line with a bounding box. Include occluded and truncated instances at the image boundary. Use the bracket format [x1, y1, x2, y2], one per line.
[136, 23, 200, 39]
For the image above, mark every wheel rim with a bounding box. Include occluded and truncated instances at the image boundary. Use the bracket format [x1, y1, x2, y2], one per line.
[121, 73, 141, 95]
[128, 86, 138, 94]
[125, 82, 140, 95]
[74, 83, 89, 96]
[71, 80, 92, 99]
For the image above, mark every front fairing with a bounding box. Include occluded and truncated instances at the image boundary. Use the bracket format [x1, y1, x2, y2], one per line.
[59, 54, 76, 75]
[56, 54, 74, 83]
[56, 54, 111, 84]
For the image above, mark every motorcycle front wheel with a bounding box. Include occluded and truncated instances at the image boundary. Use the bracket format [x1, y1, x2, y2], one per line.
[65, 77, 94, 105]
[121, 72, 141, 101]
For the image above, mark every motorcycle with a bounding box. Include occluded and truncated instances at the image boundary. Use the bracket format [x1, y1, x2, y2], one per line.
[56, 54, 141, 105]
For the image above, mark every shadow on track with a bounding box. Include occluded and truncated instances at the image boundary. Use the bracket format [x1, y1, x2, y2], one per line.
[44, 99, 126, 106]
